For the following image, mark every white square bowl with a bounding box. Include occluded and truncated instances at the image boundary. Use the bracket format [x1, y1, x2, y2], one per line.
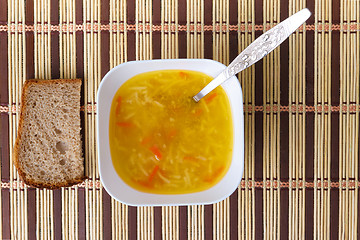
[97, 59, 244, 206]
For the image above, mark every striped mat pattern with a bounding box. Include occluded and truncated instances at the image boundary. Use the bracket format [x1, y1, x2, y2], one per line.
[0, 0, 359, 239]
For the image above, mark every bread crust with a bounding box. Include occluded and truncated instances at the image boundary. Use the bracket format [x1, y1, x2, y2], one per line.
[13, 79, 85, 189]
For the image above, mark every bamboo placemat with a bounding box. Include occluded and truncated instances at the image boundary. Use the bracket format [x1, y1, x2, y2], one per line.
[0, 0, 359, 239]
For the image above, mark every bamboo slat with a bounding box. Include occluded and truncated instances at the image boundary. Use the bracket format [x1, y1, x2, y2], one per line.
[162, 206, 179, 240]
[237, 0, 255, 239]
[8, 1, 28, 240]
[188, 205, 204, 240]
[135, 0, 153, 61]
[83, 0, 103, 239]
[338, 0, 360, 239]
[161, 0, 178, 59]
[313, 1, 332, 239]
[138, 206, 154, 240]
[288, 1, 306, 239]
[262, 0, 281, 239]
[187, 0, 204, 58]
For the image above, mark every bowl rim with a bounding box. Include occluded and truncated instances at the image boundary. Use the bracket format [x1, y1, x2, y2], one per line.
[97, 59, 244, 206]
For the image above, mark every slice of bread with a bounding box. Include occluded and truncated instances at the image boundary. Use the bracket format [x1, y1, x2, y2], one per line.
[13, 79, 84, 189]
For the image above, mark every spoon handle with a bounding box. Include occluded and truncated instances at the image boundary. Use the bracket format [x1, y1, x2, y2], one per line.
[193, 8, 311, 102]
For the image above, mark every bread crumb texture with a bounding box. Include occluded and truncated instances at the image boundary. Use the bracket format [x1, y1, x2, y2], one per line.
[14, 79, 84, 189]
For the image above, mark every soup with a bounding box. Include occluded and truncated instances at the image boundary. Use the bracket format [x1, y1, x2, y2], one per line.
[109, 70, 233, 194]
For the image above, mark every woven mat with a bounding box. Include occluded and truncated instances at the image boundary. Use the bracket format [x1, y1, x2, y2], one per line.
[1, 0, 359, 239]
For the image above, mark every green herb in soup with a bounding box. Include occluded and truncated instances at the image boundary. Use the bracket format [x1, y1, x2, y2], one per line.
[109, 70, 233, 194]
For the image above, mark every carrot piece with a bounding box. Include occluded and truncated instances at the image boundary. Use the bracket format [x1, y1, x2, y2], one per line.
[136, 180, 153, 188]
[179, 71, 188, 78]
[205, 93, 217, 104]
[204, 166, 225, 183]
[116, 122, 133, 127]
[115, 96, 122, 115]
[204, 178, 212, 183]
[148, 165, 160, 182]
[213, 166, 225, 178]
[117, 96, 122, 104]
[194, 108, 203, 117]
[149, 145, 162, 160]
[141, 136, 151, 146]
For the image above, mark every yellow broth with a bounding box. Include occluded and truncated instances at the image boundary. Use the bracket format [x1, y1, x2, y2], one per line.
[109, 70, 233, 194]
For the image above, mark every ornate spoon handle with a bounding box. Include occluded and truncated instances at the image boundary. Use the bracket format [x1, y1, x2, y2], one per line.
[193, 8, 311, 102]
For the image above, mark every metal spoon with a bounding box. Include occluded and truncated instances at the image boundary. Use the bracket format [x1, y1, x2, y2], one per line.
[193, 8, 311, 102]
